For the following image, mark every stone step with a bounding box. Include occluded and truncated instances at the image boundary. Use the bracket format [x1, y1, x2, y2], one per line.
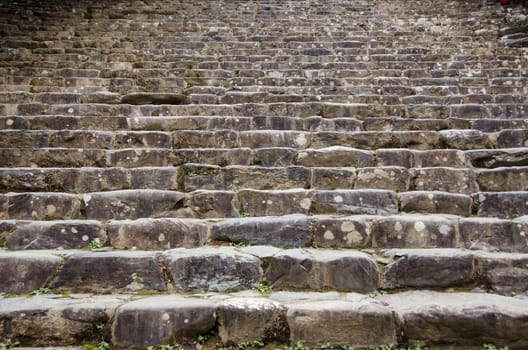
[2, 213, 527, 252]
[0, 247, 527, 295]
[0, 290, 526, 349]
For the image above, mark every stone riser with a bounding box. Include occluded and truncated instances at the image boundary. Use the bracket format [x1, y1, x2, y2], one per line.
[1, 291, 527, 349]
[1, 246, 527, 295]
[2, 213, 527, 252]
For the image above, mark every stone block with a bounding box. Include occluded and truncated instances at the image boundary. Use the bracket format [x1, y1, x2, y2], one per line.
[76, 167, 129, 192]
[295, 146, 375, 167]
[459, 217, 527, 252]
[107, 218, 207, 250]
[497, 129, 528, 148]
[310, 167, 356, 189]
[211, 215, 311, 248]
[130, 167, 179, 190]
[239, 131, 310, 149]
[477, 167, 528, 191]
[188, 190, 240, 218]
[6, 220, 106, 250]
[372, 214, 458, 249]
[163, 247, 262, 292]
[48, 131, 113, 149]
[355, 167, 410, 192]
[376, 149, 414, 168]
[473, 251, 528, 294]
[0, 252, 62, 294]
[237, 189, 314, 216]
[113, 296, 216, 348]
[83, 190, 186, 220]
[1, 192, 81, 220]
[413, 149, 469, 168]
[0, 295, 125, 346]
[223, 166, 310, 191]
[107, 149, 170, 167]
[466, 149, 528, 168]
[218, 297, 287, 344]
[265, 248, 379, 293]
[286, 300, 396, 347]
[312, 190, 398, 215]
[253, 148, 296, 167]
[51, 251, 166, 293]
[312, 215, 373, 248]
[439, 129, 495, 150]
[380, 291, 528, 349]
[382, 248, 474, 289]
[399, 191, 472, 216]
[475, 191, 528, 219]
[113, 131, 172, 149]
[411, 167, 479, 194]
[172, 130, 239, 148]
[178, 164, 224, 191]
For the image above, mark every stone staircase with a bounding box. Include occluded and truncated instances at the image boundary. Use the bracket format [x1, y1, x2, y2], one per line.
[1, 0, 528, 349]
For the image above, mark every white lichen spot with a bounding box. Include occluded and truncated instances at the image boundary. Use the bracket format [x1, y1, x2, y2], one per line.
[439, 224, 450, 235]
[295, 133, 308, 146]
[414, 221, 426, 232]
[83, 194, 92, 203]
[71, 227, 78, 233]
[428, 193, 434, 200]
[61, 228, 66, 233]
[334, 195, 343, 203]
[479, 194, 486, 202]
[267, 200, 273, 205]
[6, 119, 13, 126]
[158, 233, 166, 242]
[394, 222, 403, 232]
[520, 231, 526, 237]
[300, 198, 311, 210]
[67, 108, 74, 114]
[162, 313, 170, 321]
[397, 234, 402, 240]
[82, 235, 89, 241]
[323, 230, 335, 240]
[340, 221, 355, 232]
[46, 204, 56, 215]
[346, 230, 362, 244]
[184, 319, 189, 324]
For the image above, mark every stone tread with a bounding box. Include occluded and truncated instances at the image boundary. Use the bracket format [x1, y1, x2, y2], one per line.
[0, 291, 527, 349]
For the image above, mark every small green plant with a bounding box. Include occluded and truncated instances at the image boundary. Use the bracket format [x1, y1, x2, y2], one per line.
[320, 343, 332, 350]
[252, 340, 265, 348]
[240, 211, 249, 218]
[84, 342, 109, 350]
[238, 342, 249, 350]
[230, 242, 248, 248]
[367, 290, 385, 298]
[198, 333, 211, 344]
[89, 239, 104, 249]
[159, 345, 174, 350]
[483, 344, 509, 350]
[30, 287, 51, 296]
[95, 321, 106, 330]
[0, 339, 20, 350]
[340, 346, 354, 350]
[252, 283, 271, 295]
[187, 171, 198, 177]
[293, 341, 310, 350]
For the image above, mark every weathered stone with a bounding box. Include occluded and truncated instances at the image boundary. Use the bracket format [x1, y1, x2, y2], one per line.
[382, 248, 474, 289]
[218, 297, 287, 344]
[286, 300, 396, 347]
[413, 150, 469, 168]
[6, 220, 106, 250]
[163, 247, 263, 292]
[265, 249, 379, 293]
[107, 218, 207, 250]
[76, 167, 129, 192]
[51, 251, 166, 293]
[312, 215, 373, 248]
[399, 191, 472, 216]
[121, 93, 188, 105]
[107, 149, 170, 167]
[379, 291, 528, 349]
[355, 167, 410, 192]
[439, 129, 495, 150]
[253, 148, 296, 167]
[239, 131, 311, 149]
[477, 167, 528, 192]
[0, 192, 81, 220]
[0, 251, 62, 293]
[173, 130, 239, 148]
[473, 251, 528, 294]
[411, 167, 479, 194]
[475, 191, 528, 219]
[130, 167, 179, 190]
[171, 148, 252, 167]
[188, 190, 239, 218]
[466, 148, 528, 168]
[376, 149, 414, 168]
[48, 131, 113, 149]
[296, 146, 375, 167]
[237, 189, 314, 216]
[312, 190, 398, 215]
[372, 214, 458, 249]
[224, 166, 310, 191]
[113, 131, 172, 149]
[178, 164, 224, 191]
[210, 215, 311, 248]
[0, 295, 126, 346]
[0, 220, 17, 246]
[459, 218, 527, 252]
[113, 296, 216, 348]
[83, 190, 186, 220]
[310, 167, 356, 189]
[497, 129, 528, 148]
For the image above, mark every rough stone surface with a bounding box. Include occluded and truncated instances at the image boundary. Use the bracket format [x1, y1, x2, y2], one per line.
[286, 300, 397, 347]
[0, 252, 62, 294]
[51, 251, 166, 293]
[312, 190, 398, 215]
[459, 217, 528, 252]
[380, 291, 528, 349]
[411, 167, 479, 194]
[265, 248, 379, 293]
[5, 220, 106, 250]
[217, 297, 287, 344]
[163, 247, 263, 292]
[399, 191, 472, 216]
[371, 214, 458, 249]
[312, 215, 373, 248]
[237, 189, 314, 216]
[382, 249, 474, 289]
[310, 167, 356, 190]
[473, 251, 528, 294]
[83, 190, 186, 220]
[188, 190, 240, 218]
[476, 192, 528, 219]
[210, 215, 311, 248]
[107, 218, 207, 250]
[0, 193, 81, 220]
[355, 167, 410, 192]
[113, 296, 216, 348]
[296, 147, 375, 167]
